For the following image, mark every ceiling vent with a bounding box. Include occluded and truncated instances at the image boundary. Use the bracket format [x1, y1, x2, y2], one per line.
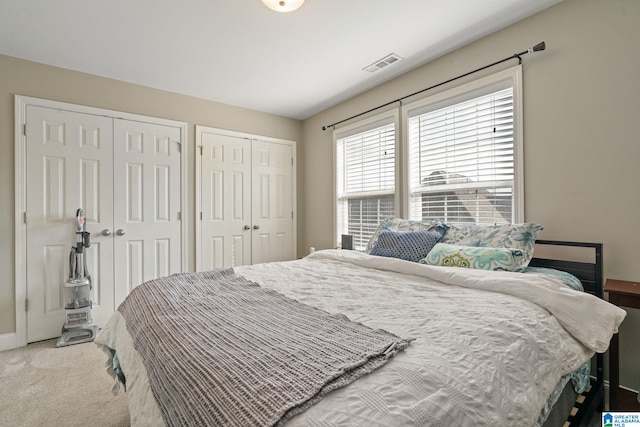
[363, 53, 403, 73]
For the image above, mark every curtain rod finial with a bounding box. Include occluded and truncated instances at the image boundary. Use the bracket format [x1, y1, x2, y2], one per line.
[322, 126, 327, 131]
[531, 41, 546, 53]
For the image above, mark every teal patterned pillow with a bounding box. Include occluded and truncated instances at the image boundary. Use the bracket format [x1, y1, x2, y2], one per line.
[370, 230, 443, 262]
[366, 218, 448, 253]
[420, 243, 524, 272]
[441, 223, 543, 270]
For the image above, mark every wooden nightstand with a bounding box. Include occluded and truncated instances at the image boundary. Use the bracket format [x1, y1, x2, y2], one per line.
[604, 278, 640, 411]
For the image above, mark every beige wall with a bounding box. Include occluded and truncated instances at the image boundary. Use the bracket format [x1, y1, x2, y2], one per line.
[302, 0, 640, 389]
[0, 54, 304, 335]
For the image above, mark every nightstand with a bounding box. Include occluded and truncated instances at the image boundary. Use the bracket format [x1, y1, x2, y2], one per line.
[604, 278, 640, 410]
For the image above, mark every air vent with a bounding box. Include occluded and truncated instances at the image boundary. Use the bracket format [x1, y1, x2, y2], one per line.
[363, 53, 403, 73]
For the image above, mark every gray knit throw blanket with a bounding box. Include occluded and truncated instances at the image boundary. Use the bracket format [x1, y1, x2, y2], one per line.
[118, 268, 413, 427]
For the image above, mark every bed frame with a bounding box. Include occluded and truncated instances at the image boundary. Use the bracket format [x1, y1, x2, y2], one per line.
[530, 240, 604, 427]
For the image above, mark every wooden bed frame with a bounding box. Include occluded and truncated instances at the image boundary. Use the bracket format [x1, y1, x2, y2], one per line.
[530, 240, 604, 427]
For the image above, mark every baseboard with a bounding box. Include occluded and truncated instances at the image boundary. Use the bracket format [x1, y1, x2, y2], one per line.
[0, 332, 17, 351]
[620, 385, 640, 395]
[601, 379, 640, 411]
[603, 380, 639, 395]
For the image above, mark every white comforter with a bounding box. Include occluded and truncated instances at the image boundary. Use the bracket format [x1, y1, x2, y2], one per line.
[96, 250, 626, 427]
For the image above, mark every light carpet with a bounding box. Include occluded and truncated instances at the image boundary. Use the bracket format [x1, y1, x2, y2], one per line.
[0, 338, 129, 427]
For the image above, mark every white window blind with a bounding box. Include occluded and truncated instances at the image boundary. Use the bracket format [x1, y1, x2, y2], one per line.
[337, 123, 395, 250]
[408, 86, 515, 225]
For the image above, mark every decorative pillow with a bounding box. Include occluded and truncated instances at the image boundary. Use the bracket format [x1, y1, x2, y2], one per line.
[366, 218, 448, 253]
[521, 267, 584, 292]
[370, 230, 443, 263]
[441, 223, 543, 269]
[420, 243, 524, 272]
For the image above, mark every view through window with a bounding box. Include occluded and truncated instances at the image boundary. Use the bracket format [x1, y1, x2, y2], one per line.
[408, 85, 516, 225]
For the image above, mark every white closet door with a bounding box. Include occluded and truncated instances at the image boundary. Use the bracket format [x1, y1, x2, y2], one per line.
[251, 140, 294, 264]
[113, 119, 182, 306]
[25, 106, 115, 341]
[200, 132, 252, 270]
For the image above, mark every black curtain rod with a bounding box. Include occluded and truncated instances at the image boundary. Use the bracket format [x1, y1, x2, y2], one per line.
[322, 41, 546, 131]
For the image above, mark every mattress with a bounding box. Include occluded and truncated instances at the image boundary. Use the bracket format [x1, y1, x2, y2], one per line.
[96, 249, 625, 426]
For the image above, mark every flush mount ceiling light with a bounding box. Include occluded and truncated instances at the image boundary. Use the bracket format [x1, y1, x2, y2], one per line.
[261, 0, 305, 12]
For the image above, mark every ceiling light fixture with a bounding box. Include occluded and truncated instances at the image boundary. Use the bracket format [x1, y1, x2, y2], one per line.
[261, 0, 305, 12]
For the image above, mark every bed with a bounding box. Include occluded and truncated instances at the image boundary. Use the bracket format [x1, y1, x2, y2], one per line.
[95, 222, 626, 427]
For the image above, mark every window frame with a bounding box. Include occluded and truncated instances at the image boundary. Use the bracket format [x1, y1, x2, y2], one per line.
[333, 110, 400, 249]
[400, 66, 524, 224]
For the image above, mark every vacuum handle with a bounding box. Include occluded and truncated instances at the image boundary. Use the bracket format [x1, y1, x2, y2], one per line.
[76, 208, 85, 233]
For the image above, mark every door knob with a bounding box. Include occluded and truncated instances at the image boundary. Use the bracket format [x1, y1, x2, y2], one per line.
[101, 229, 112, 236]
[116, 229, 126, 236]
[244, 225, 251, 230]
[253, 225, 260, 230]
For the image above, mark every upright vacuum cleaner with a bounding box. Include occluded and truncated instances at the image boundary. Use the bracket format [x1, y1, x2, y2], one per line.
[56, 208, 99, 347]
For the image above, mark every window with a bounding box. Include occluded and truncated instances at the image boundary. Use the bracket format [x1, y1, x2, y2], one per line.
[335, 116, 396, 250]
[333, 68, 522, 250]
[405, 68, 522, 226]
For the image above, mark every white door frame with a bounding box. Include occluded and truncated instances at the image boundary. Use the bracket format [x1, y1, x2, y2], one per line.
[13, 95, 188, 348]
[195, 125, 297, 271]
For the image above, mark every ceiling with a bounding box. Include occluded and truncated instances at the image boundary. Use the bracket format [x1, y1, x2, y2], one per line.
[0, 0, 560, 120]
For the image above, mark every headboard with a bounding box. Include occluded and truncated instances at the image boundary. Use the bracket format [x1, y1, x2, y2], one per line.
[529, 240, 603, 299]
[528, 239, 605, 419]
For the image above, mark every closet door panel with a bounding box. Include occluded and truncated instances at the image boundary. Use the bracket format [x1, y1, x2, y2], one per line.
[113, 119, 182, 306]
[196, 127, 295, 270]
[25, 106, 114, 342]
[200, 132, 252, 270]
[251, 140, 294, 264]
